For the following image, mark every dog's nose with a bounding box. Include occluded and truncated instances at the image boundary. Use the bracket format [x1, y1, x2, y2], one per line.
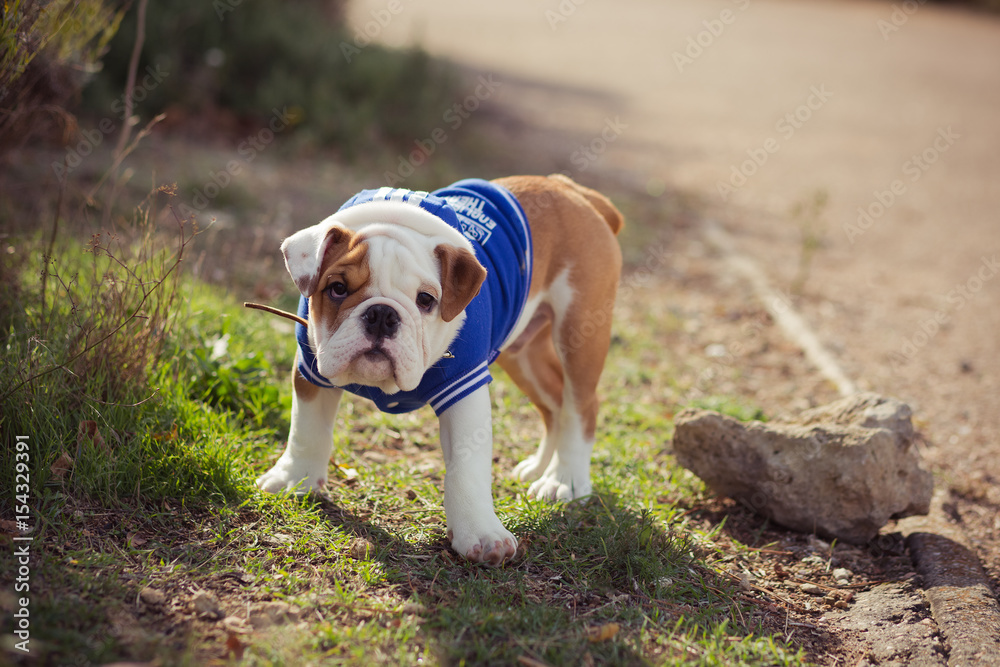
[363, 304, 401, 340]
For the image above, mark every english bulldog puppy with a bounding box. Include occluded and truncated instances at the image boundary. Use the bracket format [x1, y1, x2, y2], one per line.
[256, 175, 624, 565]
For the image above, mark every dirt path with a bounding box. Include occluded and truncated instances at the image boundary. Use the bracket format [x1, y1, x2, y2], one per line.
[349, 0, 1000, 577]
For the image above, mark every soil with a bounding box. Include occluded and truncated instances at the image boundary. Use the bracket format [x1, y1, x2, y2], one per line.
[347, 0, 1000, 662]
[5, 1, 998, 662]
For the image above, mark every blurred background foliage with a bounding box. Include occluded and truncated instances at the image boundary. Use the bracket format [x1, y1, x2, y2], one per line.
[2, 0, 461, 158]
[82, 0, 460, 156]
[5, 0, 996, 163]
[0, 0, 122, 152]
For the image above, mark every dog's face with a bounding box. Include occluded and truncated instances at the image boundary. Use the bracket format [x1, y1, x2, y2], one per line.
[282, 206, 486, 394]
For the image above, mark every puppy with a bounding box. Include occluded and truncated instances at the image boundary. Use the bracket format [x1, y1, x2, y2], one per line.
[257, 175, 623, 565]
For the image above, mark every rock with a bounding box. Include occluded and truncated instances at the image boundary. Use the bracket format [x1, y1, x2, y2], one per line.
[800, 583, 824, 596]
[350, 537, 374, 560]
[139, 586, 165, 606]
[823, 583, 945, 666]
[222, 616, 251, 634]
[672, 393, 934, 544]
[192, 591, 223, 619]
[832, 568, 853, 583]
[248, 601, 300, 629]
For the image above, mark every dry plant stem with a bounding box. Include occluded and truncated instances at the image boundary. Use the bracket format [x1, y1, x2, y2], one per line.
[102, 0, 148, 222]
[113, 0, 148, 160]
[0, 209, 191, 404]
[40, 177, 65, 330]
[86, 113, 165, 207]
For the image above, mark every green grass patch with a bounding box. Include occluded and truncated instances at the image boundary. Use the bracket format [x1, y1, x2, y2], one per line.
[1, 205, 804, 665]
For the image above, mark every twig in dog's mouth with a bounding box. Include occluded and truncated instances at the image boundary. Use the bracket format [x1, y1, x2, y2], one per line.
[243, 302, 309, 327]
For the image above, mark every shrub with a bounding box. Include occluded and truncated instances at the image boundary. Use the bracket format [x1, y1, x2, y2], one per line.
[82, 0, 459, 156]
[0, 0, 122, 152]
[1, 187, 190, 438]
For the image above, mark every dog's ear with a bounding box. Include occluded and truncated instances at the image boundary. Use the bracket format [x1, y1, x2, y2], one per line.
[435, 244, 487, 322]
[281, 224, 354, 297]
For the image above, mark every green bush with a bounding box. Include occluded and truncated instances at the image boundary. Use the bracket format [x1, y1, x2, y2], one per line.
[82, 0, 459, 155]
[0, 0, 122, 152]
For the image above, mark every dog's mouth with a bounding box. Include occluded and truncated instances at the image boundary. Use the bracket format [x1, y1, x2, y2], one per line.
[352, 345, 396, 383]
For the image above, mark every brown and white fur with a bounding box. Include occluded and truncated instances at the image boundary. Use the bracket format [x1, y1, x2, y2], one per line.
[256, 174, 623, 565]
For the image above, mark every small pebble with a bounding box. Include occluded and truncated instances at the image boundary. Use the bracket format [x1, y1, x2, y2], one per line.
[832, 567, 852, 582]
[350, 538, 374, 560]
[800, 583, 824, 595]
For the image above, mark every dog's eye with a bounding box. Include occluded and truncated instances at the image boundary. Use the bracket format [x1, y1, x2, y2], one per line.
[326, 281, 348, 299]
[416, 292, 437, 312]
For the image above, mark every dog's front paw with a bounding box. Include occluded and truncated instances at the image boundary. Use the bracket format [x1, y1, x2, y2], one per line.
[256, 453, 327, 495]
[511, 452, 548, 482]
[447, 522, 518, 566]
[528, 467, 592, 502]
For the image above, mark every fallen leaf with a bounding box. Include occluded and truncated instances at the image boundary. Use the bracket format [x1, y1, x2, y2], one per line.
[222, 616, 251, 634]
[226, 633, 245, 661]
[50, 451, 74, 481]
[517, 657, 550, 667]
[153, 423, 179, 442]
[586, 622, 620, 643]
[78, 420, 110, 454]
[335, 463, 359, 483]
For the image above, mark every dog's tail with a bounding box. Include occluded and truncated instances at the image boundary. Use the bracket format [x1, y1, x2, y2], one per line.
[548, 173, 625, 236]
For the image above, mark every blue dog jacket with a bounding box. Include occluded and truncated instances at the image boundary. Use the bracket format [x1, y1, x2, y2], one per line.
[296, 179, 532, 415]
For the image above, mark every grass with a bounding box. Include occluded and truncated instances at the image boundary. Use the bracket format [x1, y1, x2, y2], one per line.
[0, 193, 807, 666]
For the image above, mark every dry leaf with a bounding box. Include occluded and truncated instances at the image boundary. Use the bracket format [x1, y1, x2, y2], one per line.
[50, 451, 74, 481]
[78, 420, 110, 454]
[153, 423, 179, 442]
[335, 463, 359, 485]
[585, 622, 620, 643]
[517, 656, 550, 667]
[225, 633, 246, 661]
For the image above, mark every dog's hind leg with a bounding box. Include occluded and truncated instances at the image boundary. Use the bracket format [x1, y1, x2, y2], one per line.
[527, 269, 618, 501]
[497, 308, 564, 483]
